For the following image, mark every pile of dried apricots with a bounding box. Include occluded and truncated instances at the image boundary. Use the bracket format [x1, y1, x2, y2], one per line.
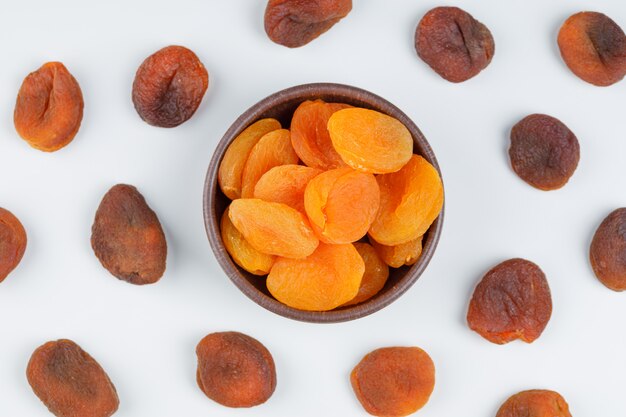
[0, 0, 625, 416]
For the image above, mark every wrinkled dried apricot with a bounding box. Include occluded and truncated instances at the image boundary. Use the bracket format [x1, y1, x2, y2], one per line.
[267, 242, 363, 311]
[351, 347, 435, 417]
[229, 199, 318, 259]
[221, 208, 275, 275]
[290, 99, 349, 170]
[369, 155, 443, 246]
[509, 114, 580, 191]
[370, 235, 423, 269]
[91, 184, 167, 285]
[253, 165, 322, 214]
[219, 118, 282, 200]
[590, 208, 626, 291]
[196, 331, 276, 408]
[240, 129, 299, 198]
[343, 243, 389, 306]
[415, 7, 495, 83]
[467, 258, 552, 344]
[0, 207, 27, 283]
[27, 339, 119, 417]
[132, 45, 208, 127]
[328, 108, 413, 174]
[14, 62, 83, 152]
[264, 0, 352, 48]
[304, 167, 379, 244]
[496, 390, 572, 417]
[558, 12, 626, 86]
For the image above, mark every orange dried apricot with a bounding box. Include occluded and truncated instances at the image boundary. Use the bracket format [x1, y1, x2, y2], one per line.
[496, 390, 571, 417]
[351, 346, 435, 417]
[240, 129, 299, 198]
[304, 167, 379, 244]
[253, 165, 322, 214]
[369, 155, 443, 246]
[290, 99, 349, 170]
[14, 62, 83, 152]
[0, 207, 27, 283]
[267, 242, 364, 311]
[590, 208, 626, 291]
[229, 199, 318, 259]
[219, 118, 282, 200]
[343, 243, 389, 306]
[370, 235, 423, 269]
[328, 108, 413, 174]
[221, 208, 275, 275]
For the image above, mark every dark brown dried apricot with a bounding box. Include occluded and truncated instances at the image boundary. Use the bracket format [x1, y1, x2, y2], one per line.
[558, 12, 626, 86]
[351, 346, 435, 417]
[0, 207, 27, 283]
[14, 62, 83, 152]
[496, 389, 572, 417]
[27, 339, 119, 417]
[343, 242, 389, 306]
[415, 7, 495, 82]
[91, 184, 167, 285]
[509, 114, 580, 191]
[467, 258, 552, 344]
[132, 45, 208, 127]
[264, 0, 352, 48]
[196, 331, 276, 408]
[590, 208, 626, 291]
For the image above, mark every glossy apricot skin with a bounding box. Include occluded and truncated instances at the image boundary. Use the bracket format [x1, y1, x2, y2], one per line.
[14, 62, 83, 152]
[467, 258, 552, 344]
[0, 207, 27, 283]
[132, 45, 208, 127]
[343, 243, 389, 306]
[91, 184, 167, 285]
[218, 118, 282, 200]
[253, 165, 322, 214]
[196, 332, 276, 408]
[328, 108, 413, 174]
[369, 155, 443, 246]
[415, 7, 495, 83]
[267, 242, 364, 311]
[558, 12, 626, 86]
[590, 208, 626, 291]
[304, 167, 380, 244]
[496, 390, 572, 417]
[351, 347, 435, 417]
[229, 199, 318, 259]
[370, 235, 423, 269]
[264, 0, 352, 48]
[26, 339, 119, 417]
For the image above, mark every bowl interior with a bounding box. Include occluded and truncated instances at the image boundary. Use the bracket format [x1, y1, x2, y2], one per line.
[204, 83, 444, 323]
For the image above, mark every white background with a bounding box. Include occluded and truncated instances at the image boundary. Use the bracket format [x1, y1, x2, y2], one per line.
[1, 0, 625, 416]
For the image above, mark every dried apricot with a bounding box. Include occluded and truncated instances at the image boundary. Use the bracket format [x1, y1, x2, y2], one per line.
[0, 207, 27, 283]
[221, 208, 275, 275]
[27, 339, 119, 417]
[228, 199, 318, 259]
[328, 108, 413, 174]
[415, 7, 495, 83]
[219, 118, 281, 200]
[496, 390, 571, 417]
[558, 12, 626, 86]
[240, 129, 299, 198]
[369, 155, 443, 246]
[196, 332, 276, 408]
[351, 347, 435, 417]
[290, 99, 349, 170]
[590, 208, 626, 291]
[267, 242, 363, 311]
[132, 45, 208, 127]
[91, 184, 167, 285]
[253, 165, 322, 214]
[14, 62, 83, 152]
[370, 235, 423, 269]
[467, 258, 552, 344]
[304, 167, 379, 244]
[264, 0, 352, 48]
[343, 243, 389, 306]
[509, 114, 580, 191]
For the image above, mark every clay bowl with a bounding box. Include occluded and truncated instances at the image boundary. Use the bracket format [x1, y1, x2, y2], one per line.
[203, 83, 444, 323]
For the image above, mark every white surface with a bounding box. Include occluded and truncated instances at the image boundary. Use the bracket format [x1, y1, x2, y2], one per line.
[0, 0, 625, 415]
